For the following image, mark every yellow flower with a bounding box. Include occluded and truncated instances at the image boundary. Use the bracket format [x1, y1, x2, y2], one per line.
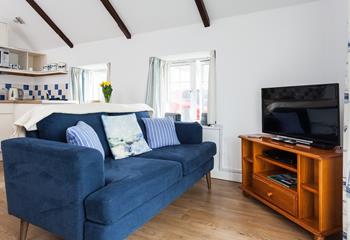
[100, 81, 112, 88]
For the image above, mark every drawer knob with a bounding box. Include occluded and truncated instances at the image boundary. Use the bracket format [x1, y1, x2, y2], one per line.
[267, 192, 273, 197]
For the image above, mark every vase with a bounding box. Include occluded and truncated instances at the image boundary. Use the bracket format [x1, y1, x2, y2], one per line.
[102, 87, 113, 103]
[104, 94, 111, 103]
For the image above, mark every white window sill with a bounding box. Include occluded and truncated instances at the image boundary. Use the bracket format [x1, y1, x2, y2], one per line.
[202, 124, 222, 130]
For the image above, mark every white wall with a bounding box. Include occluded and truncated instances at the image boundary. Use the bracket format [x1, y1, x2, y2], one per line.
[40, 0, 347, 181]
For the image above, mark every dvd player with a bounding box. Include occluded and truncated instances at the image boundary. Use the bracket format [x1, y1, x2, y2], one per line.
[263, 149, 297, 165]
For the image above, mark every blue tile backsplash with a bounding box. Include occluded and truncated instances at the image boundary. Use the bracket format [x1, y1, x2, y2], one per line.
[0, 82, 70, 100]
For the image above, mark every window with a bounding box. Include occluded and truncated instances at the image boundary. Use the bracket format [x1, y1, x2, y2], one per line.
[83, 68, 107, 102]
[165, 59, 209, 122]
[71, 63, 110, 103]
[145, 51, 216, 124]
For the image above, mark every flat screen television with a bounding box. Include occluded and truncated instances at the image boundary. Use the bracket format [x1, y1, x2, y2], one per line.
[261, 83, 340, 147]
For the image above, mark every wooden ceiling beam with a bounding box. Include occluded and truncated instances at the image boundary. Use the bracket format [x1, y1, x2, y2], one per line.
[26, 0, 74, 48]
[194, 0, 210, 27]
[100, 0, 131, 39]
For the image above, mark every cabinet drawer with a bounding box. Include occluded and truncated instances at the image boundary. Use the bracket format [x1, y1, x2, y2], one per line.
[252, 175, 297, 216]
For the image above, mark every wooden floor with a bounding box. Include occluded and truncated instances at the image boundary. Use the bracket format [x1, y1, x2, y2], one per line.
[0, 164, 330, 240]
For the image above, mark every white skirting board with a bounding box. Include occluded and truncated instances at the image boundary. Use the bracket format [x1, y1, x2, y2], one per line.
[203, 125, 242, 182]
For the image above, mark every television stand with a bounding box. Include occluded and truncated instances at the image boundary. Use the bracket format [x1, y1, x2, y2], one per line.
[239, 135, 342, 240]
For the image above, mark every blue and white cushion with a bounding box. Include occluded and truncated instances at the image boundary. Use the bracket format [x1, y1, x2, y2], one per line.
[66, 121, 105, 158]
[101, 114, 151, 159]
[142, 117, 180, 149]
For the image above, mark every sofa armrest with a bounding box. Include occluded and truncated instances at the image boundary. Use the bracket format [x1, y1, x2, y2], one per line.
[175, 122, 203, 144]
[1, 138, 105, 240]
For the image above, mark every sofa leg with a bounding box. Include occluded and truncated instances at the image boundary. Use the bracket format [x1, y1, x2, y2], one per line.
[19, 219, 29, 240]
[206, 172, 212, 190]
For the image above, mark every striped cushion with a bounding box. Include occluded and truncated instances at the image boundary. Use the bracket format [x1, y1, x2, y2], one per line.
[66, 121, 105, 158]
[142, 118, 180, 149]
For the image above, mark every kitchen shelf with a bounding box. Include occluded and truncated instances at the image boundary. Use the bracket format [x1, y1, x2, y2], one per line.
[0, 45, 67, 77]
[0, 68, 68, 77]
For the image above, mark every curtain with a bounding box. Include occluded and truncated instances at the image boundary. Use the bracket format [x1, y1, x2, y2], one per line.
[344, 4, 350, 238]
[207, 50, 217, 125]
[145, 57, 167, 117]
[107, 62, 111, 82]
[70, 67, 84, 103]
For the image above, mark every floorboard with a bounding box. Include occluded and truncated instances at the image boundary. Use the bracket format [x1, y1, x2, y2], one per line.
[0, 163, 321, 240]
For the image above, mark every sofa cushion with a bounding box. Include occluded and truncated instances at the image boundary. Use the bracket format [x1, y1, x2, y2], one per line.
[139, 142, 216, 175]
[85, 157, 182, 224]
[175, 122, 202, 144]
[36, 111, 150, 158]
[66, 121, 105, 158]
[101, 114, 151, 159]
[142, 118, 180, 149]
[110, 111, 149, 141]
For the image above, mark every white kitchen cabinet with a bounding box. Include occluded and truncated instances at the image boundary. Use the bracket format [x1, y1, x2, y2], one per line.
[0, 104, 53, 159]
[0, 102, 78, 159]
[13, 104, 40, 121]
[0, 105, 14, 142]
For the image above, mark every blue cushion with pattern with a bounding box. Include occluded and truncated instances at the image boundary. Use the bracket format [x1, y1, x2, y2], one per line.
[66, 121, 105, 158]
[142, 118, 180, 149]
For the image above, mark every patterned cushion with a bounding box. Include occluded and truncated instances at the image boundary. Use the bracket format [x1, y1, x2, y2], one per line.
[66, 121, 105, 158]
[101, 114, 151, 159]
[142, 118, 180, 149]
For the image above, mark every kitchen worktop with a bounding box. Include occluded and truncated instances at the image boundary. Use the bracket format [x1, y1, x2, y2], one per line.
[0, 100, 78, 104]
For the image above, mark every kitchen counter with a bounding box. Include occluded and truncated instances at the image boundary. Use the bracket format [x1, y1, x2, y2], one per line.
[0, 100, 78, 104]
[0, 100, 42, 104]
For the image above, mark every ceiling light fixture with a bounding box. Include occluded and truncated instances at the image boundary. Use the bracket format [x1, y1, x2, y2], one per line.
[13, 17, 25, 24]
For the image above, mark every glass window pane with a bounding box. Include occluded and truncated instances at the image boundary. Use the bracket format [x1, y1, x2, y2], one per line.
[165, 60, 209, 123]
[201, 63, 209, 115]
[84, 70, 106, 103]
[167, 64, 192, 121]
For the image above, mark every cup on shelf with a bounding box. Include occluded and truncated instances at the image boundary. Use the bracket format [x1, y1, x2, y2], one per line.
[43, 65, 49, 71]
[49, 63, 58, 71]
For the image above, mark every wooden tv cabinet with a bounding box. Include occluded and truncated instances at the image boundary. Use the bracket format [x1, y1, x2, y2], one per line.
[239, 135, 342, 240]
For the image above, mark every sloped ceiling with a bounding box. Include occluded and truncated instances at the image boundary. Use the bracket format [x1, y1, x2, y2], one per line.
[0, 0, 317, 51]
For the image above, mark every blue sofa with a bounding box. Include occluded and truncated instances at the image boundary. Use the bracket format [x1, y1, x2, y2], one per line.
[1, 111, 216, 240]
